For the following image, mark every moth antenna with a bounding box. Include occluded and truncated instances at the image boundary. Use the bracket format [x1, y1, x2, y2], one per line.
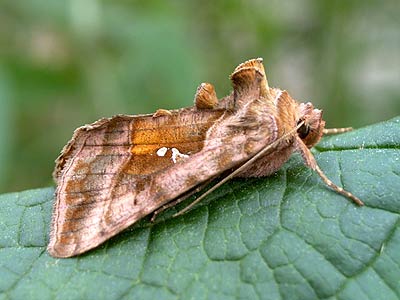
[323, 127, 353, 135]
[173, 121, 304, 217]
[194, 82, 219, 109]
[151, 177, 217, 222]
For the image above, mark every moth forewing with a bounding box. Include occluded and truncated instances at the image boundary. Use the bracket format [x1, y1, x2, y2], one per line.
[49, 109, 228, 257]
[48, 69, 274, 257]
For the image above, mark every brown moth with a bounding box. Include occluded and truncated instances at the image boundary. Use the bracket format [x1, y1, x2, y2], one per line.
[48, 58, 363, 258]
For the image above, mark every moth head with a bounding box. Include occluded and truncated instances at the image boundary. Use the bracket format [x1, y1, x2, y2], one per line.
[297, 102, 325, 148]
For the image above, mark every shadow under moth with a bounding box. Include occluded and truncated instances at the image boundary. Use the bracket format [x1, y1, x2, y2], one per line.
[48, 58, 363, 258]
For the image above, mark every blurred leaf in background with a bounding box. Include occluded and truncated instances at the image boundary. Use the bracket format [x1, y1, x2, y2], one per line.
[0, 0, 399, 193]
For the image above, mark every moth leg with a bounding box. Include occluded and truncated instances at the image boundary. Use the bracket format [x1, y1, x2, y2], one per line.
[150, 177, 216, 222]
[314, 164, 363, 205]
[296, 136, 364, 205]
[323, 127, 352, 135]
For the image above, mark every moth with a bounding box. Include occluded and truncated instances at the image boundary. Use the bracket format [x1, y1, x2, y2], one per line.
[48, 58, 363, 258]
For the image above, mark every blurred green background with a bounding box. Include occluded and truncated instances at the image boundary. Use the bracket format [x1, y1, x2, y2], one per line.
[0, 1, 399, 193]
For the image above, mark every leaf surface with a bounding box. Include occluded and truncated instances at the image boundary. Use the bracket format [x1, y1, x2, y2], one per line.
[0, 117, 399, 300]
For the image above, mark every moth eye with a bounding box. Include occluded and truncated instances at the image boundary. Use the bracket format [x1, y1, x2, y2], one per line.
[297, 122, 310, 139]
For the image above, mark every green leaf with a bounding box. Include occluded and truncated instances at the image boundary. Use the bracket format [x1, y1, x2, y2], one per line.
[1, 116, 399, 300]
